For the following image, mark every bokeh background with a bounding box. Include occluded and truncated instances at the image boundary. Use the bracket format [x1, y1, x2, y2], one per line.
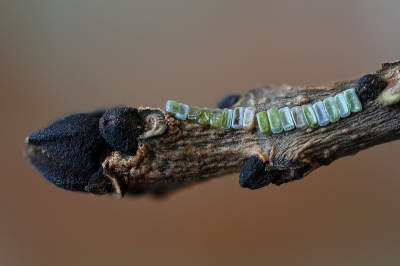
[2, 1, 400, 265]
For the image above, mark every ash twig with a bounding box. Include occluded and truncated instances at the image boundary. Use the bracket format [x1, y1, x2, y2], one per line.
[26, 60, 400, 198]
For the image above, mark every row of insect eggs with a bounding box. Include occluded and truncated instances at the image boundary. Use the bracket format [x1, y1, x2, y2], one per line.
[165, 88, 362, 135]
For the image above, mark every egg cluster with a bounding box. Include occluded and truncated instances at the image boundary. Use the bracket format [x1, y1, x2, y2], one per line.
[165, 88, 362, 134]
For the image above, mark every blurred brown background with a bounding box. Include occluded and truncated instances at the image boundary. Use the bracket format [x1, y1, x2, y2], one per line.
[2, 1, 400, 265]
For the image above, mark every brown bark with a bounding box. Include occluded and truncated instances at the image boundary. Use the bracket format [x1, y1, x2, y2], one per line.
[103, 60, 400, 198]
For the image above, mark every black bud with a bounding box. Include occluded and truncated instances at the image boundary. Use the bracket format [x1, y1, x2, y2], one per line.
[239, 156, 279, 190]
[99, 107, 144, 155]
[25, 113, 108, 192]
[217, 94, 240, 109]
[356, 74, 388, 101]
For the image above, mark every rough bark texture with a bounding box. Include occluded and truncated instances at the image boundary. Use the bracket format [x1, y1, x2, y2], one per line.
[102, 60, 400, 198]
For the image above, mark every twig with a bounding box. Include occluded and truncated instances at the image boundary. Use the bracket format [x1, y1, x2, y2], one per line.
[25, 60, 400, 198]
